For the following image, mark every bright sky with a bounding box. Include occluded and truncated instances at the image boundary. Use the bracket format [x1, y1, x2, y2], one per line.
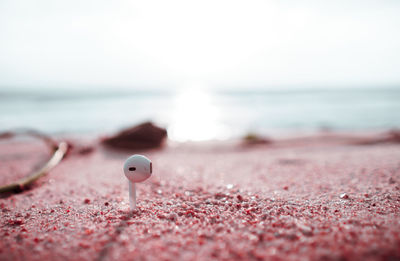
[0, 0, 399, 90]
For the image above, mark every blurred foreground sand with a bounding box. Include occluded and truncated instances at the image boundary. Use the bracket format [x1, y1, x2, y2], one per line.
[1, 133, 400, 260]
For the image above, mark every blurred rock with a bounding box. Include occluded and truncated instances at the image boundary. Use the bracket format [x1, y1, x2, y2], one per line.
[242, 132, 271, 146]
[102, 122, 167, 150]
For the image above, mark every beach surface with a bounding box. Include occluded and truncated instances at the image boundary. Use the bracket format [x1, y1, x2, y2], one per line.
[1, 133, 400, 260]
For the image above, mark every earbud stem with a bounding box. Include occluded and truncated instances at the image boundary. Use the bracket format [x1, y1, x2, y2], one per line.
[129, 181, 136, 210]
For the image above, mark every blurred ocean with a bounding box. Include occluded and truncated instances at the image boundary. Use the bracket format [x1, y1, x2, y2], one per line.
[1, 88, 399, 141]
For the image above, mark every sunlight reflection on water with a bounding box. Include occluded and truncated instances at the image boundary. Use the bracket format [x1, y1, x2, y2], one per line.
[168, 88, 228, 141]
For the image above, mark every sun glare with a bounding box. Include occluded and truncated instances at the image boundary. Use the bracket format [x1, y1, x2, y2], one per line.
[168, 87, 227, 142]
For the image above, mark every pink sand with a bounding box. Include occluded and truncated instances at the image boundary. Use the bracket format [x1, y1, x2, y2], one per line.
[1, 134, 400, 260]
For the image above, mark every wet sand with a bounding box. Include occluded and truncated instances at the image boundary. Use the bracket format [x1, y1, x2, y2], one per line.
[1, 134, 400, 260]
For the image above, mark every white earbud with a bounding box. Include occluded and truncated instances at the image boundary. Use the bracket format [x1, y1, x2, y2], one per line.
[123, 155, 152, 211]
